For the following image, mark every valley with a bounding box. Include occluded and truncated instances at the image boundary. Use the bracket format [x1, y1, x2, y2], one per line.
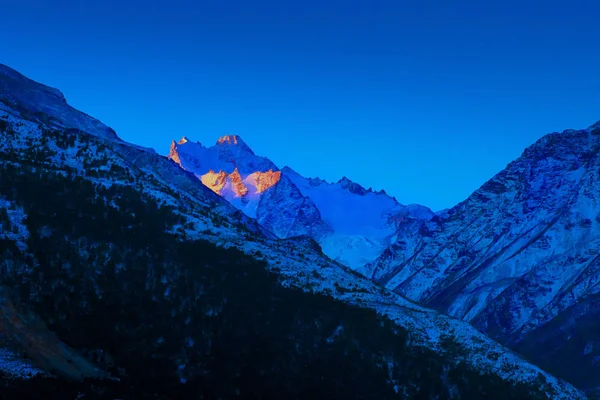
[0, 62, 596, 399]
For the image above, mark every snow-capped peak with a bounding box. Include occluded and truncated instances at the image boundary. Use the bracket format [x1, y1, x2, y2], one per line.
[215, 134, 254, 153]
[337, 176, 372, 196]
[169, 137, 434, 270]
[337, 176, 352, 184]
[216, 134, 243, 146]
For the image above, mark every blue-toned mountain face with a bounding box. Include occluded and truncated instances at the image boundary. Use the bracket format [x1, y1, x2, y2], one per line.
[366, 122, 600, 393]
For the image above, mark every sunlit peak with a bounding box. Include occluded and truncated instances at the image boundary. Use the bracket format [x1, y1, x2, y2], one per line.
[216, 135, 242, 145]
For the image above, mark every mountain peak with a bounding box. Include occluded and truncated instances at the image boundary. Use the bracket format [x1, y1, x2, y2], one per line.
[178, 136, 190, 145]
[215, 135, 255, 156]
[216, 135, 246, 146]
[337, 176, 370, 196]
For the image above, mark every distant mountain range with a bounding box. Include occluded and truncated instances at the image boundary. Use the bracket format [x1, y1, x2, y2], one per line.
[0, 62, 594, 399]
[169, 135, 433, 269]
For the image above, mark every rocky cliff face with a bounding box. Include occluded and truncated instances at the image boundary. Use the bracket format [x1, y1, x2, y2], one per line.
[366, 123, 600, 392]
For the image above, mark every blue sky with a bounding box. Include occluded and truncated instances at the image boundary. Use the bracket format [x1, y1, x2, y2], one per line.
[2, 0, 599, 210]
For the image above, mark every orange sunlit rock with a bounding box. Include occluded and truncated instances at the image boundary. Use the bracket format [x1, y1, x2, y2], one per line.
[200, 167, 280, 198]
[230, 168, 249, 197]
[247, 170, 281, 193]
[217, 135, 239, 145]
[201, 170, 229, 195]
[168, 141, 182, 166]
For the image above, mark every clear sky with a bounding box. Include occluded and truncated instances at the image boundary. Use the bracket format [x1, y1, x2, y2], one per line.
[2, 0, 599, 210]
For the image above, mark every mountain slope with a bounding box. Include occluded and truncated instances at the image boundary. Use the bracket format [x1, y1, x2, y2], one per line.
[0, 63, 585, 399]
[169, 136, 434, 268]
[0, 64, 118, 141]
[366, 122, 600, 393]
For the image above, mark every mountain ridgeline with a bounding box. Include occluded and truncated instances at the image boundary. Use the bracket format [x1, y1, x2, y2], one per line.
[168, 135, 434, 269]
[0, 63, 590, 399]
[364, 123, 600, 394]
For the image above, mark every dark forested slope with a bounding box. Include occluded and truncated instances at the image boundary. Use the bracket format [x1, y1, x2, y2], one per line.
[0, 160, 558, 399]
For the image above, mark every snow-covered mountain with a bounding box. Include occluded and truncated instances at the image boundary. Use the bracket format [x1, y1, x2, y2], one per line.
[282, 166, 434, 267]
[168, 136, 331, 240]
[365, 122, 600, 392]
[0, 62, 584, 399]
[169, 136, 433, 268]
